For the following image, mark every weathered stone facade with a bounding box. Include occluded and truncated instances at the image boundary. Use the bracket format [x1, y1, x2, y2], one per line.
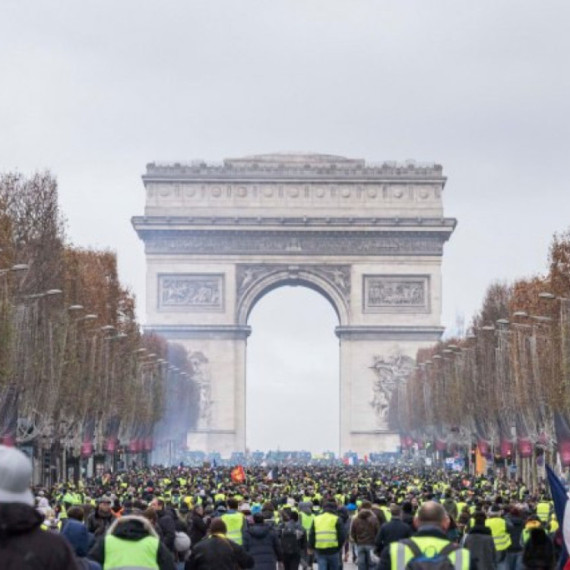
[132, 153, 456, 456]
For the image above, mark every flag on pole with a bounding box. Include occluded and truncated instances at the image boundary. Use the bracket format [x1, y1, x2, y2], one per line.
[546, 464, 569, 564]
[231, 465, 246, 484]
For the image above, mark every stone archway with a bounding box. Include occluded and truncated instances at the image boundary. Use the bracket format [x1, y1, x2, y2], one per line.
[132, 153, 456, 456]
[236, 264, 350, 326]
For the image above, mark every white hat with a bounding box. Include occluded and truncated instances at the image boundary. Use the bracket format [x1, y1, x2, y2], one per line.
[0, 445, 34, 506]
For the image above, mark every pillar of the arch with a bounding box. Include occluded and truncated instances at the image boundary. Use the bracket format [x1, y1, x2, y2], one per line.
[339, 329, 441, 456]
[170, 327, 249, 458]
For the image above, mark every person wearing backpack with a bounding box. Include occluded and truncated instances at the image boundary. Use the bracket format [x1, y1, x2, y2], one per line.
[377, 501, 471, 570]
[279, 510, 307, 570]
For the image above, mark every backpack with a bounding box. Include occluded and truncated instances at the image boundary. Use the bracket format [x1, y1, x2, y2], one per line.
[400, 539, 462, 570]
[281, 524, 301, 555]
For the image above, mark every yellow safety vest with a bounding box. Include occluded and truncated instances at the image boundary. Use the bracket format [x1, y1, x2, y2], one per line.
[485, 517, 512, 551]
[380, 506, 392, 522]
[300, 511, 315, 535]
[390, 537, 470, 570]
[221, 512, 245, 545]
[536, 502, 552, 523]
[105, 535, 159, 569]
[314, 512, 339, 550]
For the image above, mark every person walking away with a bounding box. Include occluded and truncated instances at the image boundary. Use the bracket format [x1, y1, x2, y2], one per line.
[186, 518, 254, 570]
[504, 506, 524, 570]
[245, 512, 283, 570]
[309, 500, 346, 570]
[88, 514, 175, 570]
[462, 511, 496, 570]
[279, 510, 307, 570]
[151, 497, 177, 554]
[87, 496, 114, 537]
[299, 500, 315, 568]
[221, 497, 247, 545]
[521, 526, 554, 570]
[0, 445, 79, 569]
[374, 504, 412, 560]
[189, 504, 208, 546]
[443, 490, 459, 521]
[61, 507, 102, 570]
[350, 500, 380, 570]
[486, 505, 512, 570]
[377, 501, 471, 570]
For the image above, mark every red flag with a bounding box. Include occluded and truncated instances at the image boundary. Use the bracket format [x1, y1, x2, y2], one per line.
[231, 465, 246, 483]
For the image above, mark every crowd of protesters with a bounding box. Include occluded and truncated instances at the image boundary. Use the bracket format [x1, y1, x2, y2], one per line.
[0, 444, 565, 569]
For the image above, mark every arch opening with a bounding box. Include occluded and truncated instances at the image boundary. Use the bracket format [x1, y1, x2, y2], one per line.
[246, 285, 340, 454]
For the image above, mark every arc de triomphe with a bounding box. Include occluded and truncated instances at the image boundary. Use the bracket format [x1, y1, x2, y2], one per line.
[132, 153, 456, 456]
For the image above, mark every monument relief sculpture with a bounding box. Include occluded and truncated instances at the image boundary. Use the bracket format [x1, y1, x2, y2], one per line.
[370, 353, 415, 430]
[189, 351, 212, 430]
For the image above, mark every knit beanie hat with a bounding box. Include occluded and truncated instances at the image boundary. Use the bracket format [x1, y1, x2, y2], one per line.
[0, 445, 34, 506]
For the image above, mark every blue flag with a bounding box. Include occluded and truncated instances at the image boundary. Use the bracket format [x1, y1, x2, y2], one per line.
[546, 464, 569, 564]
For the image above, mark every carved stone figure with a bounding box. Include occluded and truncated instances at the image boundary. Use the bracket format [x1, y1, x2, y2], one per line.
[370, 353, 415, 430]
[189, 351, 212, 429]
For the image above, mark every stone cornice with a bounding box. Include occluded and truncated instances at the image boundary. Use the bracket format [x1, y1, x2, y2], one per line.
[144, 324, 252, 340]
[132, 215, 457, 231]
[335, 325, 445, 341]
[133, 228, 453, 257]
[144, 155, 445, 184]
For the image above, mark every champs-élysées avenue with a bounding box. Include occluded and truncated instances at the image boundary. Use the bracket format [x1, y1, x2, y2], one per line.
[1, 2, 570, 569]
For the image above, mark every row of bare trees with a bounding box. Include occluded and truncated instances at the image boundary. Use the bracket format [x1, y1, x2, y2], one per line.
[0, 172, 196, 467]
[399, 230, 570, 474]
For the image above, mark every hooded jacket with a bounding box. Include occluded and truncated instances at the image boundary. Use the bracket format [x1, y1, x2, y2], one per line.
[463, 524, 497, 570]
[185, 533, 254, 570]
[87, 514, 175, 570]
[351, 508, 380, 545]
[61, 519, 102, 570]
[0, 502, 79, 570]
[245, 522, 283, 570]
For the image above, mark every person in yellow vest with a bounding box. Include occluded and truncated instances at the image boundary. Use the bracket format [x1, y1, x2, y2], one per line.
[309, 500, 346, 569]
[299, 501, 316, 567]
[185, 518, 254, 569]
[536, 498, 553, 526]
[485, 504, 512, 569]
[87, 514, 176, 569]
[221, 497, 246, 545]
[380, 501, 470, 570]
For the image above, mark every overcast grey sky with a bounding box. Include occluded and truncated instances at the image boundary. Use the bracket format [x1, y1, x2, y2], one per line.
[2, 1, 570, 452]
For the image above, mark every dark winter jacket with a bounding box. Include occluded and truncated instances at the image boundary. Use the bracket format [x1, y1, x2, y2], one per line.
[375, 516, 412, 555]
[245, 521, 283, 569]
[505, 514, 524, 553]
[0, 502, 80, 570]
[88, 515, 175, 570]
[463, 524, 496, 570]
[86, 507, 113, 537]
[351, 508, 380, 545]
[185, 534, 254, 570]
[278, 519, 307, 554]
[157, 507, 177, 552]
[522, 528, 554, 570]
[189, 510, 208, 545]
[61, 519, 102, 570]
